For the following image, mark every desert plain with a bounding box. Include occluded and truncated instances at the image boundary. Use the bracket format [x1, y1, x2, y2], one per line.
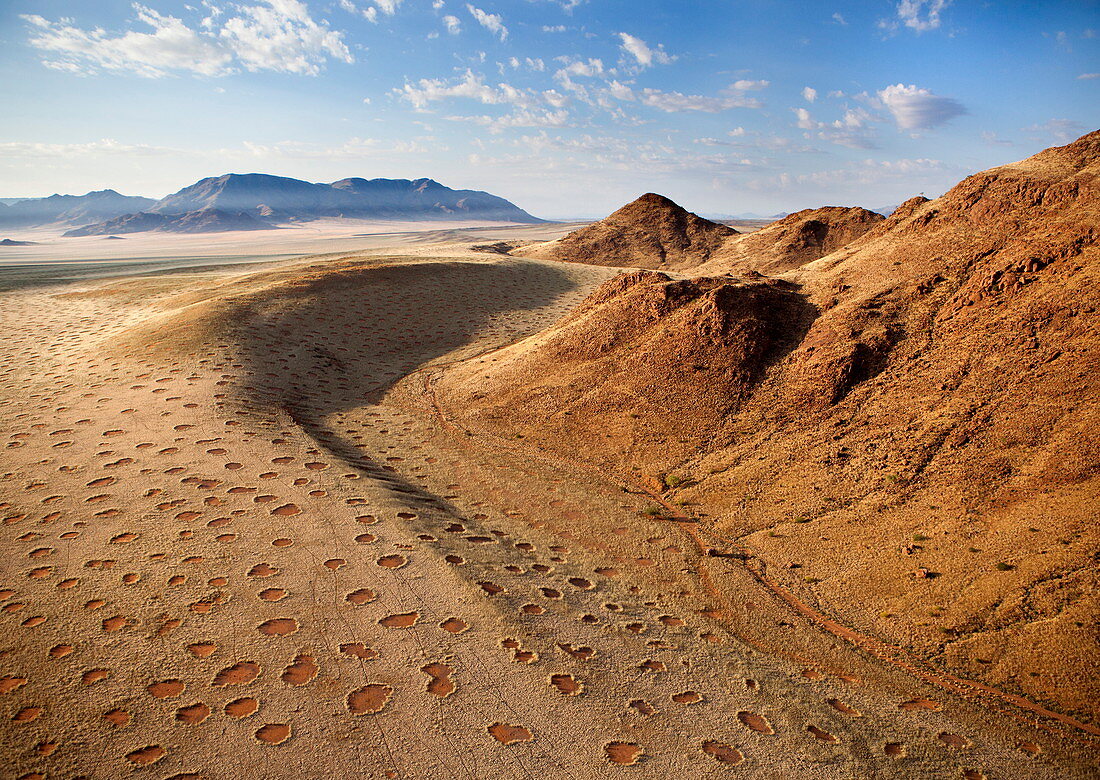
[0, 133, 1098, 780]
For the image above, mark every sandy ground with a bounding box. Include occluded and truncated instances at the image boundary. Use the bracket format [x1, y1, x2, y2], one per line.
[0, 219, 586, 264]
[0, 227, 1094, 778]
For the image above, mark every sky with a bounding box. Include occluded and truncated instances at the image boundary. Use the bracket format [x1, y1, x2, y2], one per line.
[0, 0, 1097, 218]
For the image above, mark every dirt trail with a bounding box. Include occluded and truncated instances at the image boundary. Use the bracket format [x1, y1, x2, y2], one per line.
[0, 254, 1095, 778]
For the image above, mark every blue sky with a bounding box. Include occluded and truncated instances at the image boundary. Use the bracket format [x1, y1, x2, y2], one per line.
[0, 0, 1096, 217]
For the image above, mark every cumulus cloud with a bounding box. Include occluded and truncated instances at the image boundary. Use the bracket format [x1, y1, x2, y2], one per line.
[617, 33, 675, 68]
[442, 14, 461, 34]
[802, 86, 817, 103]
[895, 0, 951, 32]
[466, 5, 507, 41]
[22, 1, 351, 78]
[877, 83, 965, 130]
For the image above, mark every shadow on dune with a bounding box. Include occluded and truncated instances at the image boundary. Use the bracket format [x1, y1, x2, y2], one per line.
[224, 258, 584, 505]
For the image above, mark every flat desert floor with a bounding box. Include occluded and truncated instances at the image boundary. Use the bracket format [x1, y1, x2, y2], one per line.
[0, 224, 1095, 778]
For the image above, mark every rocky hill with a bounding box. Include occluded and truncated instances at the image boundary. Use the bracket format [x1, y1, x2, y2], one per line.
[522, 193, 738, 270]
[699, 205, 885, 274]
[436, 131, 1100, 719]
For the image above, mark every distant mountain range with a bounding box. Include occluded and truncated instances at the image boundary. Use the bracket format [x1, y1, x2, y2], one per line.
[0, 174, 542, 236]
[0, 190, 156, 228]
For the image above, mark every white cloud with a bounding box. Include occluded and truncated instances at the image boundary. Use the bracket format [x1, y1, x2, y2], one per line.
[556, 57, 603, 78]
[637, 88, 760, 113]
[792, 105, 878, 149]
[396, 69, 552, 116]
[980, 131, 1013, 147]
[466, 5, 507, 41]
[339, 0, 402, 21]
[1024, 119, 1086, 143]
[458, 108, 570, 133]
[731, 79, 769, 91]
[0, 138, 178, 158]
[398, 70, 502, 108]
[748, 157, 948, 192]
[832, 12, 847, 25]
[605, 80, 635, 101]
[617, 33, 675, 68]
[442, 14, 461, 34]
[1078, 72, 1100, 80]
[22, 1, 351, 78]
[22, 7, 232, 77]
[896, 0, 951, 32]
[542, 24, 566, 33]
[220, 1, 354, 74]
[877, 83, 965, 130]
[802, 86, 817, 103]
[240, 136, 436, 158]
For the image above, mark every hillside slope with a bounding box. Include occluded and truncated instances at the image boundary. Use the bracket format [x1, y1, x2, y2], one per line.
[698, 205, 885, 275]
[436, 131, 1100, 721]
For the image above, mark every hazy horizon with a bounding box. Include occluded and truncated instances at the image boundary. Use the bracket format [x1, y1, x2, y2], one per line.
[2, 1, 1097, 219]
